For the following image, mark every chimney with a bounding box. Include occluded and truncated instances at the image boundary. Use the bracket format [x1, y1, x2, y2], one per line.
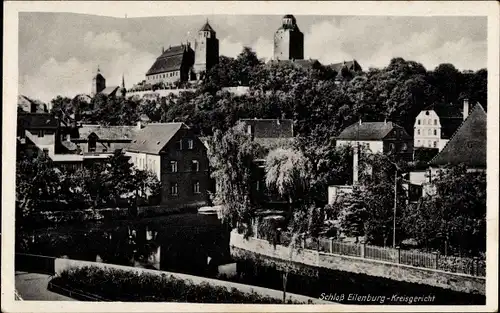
[353, 144, 359, 185]
[463, 98, 469, 121]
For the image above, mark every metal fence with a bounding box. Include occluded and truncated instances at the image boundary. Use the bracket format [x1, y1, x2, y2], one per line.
[273, 233, 485, 277]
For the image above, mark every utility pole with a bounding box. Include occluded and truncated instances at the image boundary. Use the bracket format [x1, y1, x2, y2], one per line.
[393, 168, 397, 248]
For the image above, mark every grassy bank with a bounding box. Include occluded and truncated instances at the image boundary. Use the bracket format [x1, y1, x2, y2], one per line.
[49, 266, 308, 303]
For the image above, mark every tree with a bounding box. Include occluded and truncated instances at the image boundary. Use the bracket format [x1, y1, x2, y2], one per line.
[338, 187, 367, 243]
[264, 148, 311, 211]
[16, 152, 62, 225]
[403, 165, 486, 256]
[207, 122, 264, 230]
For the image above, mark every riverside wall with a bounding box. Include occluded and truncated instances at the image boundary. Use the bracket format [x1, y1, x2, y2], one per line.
[229, 231, 485, 295]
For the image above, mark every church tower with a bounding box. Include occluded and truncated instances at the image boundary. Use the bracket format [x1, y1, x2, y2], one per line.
[194, 20, 219, 79]
[273, 14, 304, 61]
[91, 66, 106, 96]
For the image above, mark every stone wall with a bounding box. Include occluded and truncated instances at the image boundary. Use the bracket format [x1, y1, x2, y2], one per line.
[230, 231, 485, 295]
[53, 257, 329, 304]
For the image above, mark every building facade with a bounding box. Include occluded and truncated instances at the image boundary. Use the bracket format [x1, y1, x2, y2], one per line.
[273, 14, 304, 61]
[125, 123, 210, 209]
[413, 99, 469, 151]
[336, 120, 414, 161]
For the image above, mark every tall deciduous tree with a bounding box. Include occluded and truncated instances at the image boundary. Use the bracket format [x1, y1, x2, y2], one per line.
[207, 122, 264, 229]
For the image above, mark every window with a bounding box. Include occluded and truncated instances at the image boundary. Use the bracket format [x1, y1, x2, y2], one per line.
[428, 119, 432, 125]
[402, 143, 408, 151]
[37, 130, 44, 137]
[423, 119, 426, 125]
[417, 140, 421, 145]
[428, 140, 431, 147]
[417, 129, 420, 135]
[176, 140, 183, 150]
[433, 141, 437, 148]
[191, 160, 200, 172]
[256, 180, 260, 191]
[193, 181, 200, 194]
[434, 119, 437, 125]
[433, 129, 437, 136]
[188, 139, 194, 149]
[88, 139, 96, 152]
[247, 125, 252, 135]
[170, 183, 178, 196]
[389, 143, 395, 152]
[170, 161, 178, 173]
[417, 119, 421, 125]
[428, 129, 432, 135]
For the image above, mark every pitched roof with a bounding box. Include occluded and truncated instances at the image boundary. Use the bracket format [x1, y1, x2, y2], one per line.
[77, 125, 138, 140]
[429, 104, 486, 168]
[18, 95, 47, 113]
[330, 60, 362, 73]
[336, 121, 407, 140]
[239, 119, 294, 138]
[18, 113, 58, 129]
[146, 45, 191, 75]
[200, 22, 215, 32]
[125, 123, 187, 154]
[100, 86, 119, 96]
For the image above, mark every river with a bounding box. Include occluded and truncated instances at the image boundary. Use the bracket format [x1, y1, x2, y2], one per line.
[15, 213, 485, 305]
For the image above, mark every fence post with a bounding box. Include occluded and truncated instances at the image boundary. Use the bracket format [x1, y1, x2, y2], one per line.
[397, 246, 401, 264]
[361, 243, 366, 258]
[433, 252, 439, 269]
[329, 237, 333, 254]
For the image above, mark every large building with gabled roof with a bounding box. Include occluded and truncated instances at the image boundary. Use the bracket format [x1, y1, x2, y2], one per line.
[125, 122, 210, 209]
[145, 20, 219, 85]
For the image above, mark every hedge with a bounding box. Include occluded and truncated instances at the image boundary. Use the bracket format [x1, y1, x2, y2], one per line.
[50, 266, 308, 303]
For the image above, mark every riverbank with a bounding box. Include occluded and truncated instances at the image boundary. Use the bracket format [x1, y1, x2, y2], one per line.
[229, 231, 486, 305]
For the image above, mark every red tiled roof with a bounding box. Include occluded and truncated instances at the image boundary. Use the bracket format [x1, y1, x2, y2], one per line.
[429, 104, 486, 168]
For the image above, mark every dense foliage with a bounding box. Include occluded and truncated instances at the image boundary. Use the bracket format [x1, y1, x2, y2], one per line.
[16, 150, 160, 228]
[50, 266, 308, 303]
[401, 165, 486, 256]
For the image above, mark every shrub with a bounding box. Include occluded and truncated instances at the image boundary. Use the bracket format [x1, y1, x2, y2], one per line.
[50, 266, 307, 303]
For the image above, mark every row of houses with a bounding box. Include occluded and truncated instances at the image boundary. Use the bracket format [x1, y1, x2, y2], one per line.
[17, 95, 486, 211]
[329, 99, 487, 203]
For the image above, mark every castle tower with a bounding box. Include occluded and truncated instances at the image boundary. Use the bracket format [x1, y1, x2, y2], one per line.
[194, 20, 219, 79]
[91, 66, 106, 96]
[273, 14, 304, 61]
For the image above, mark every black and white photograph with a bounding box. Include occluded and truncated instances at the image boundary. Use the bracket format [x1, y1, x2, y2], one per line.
[2, 1, 499, 312]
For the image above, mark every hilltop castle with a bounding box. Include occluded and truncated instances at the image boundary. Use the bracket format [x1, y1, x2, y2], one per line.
[145, 20, 219, 85]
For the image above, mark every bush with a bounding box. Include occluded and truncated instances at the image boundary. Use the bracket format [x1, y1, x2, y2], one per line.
[50, 266, 307, 303]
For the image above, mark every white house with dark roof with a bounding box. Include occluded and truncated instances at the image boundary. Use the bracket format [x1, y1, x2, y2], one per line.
[408, 104, 487, 197]
[125, 122, 210, 209]
[414, 99, 471, 151]
[336, 120, 413, 160]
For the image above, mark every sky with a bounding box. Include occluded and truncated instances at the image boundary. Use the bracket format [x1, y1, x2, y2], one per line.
[18, 13, 487, 103]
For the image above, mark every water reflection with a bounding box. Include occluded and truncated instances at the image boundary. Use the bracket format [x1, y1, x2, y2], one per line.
[17, 214, 230, 276]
